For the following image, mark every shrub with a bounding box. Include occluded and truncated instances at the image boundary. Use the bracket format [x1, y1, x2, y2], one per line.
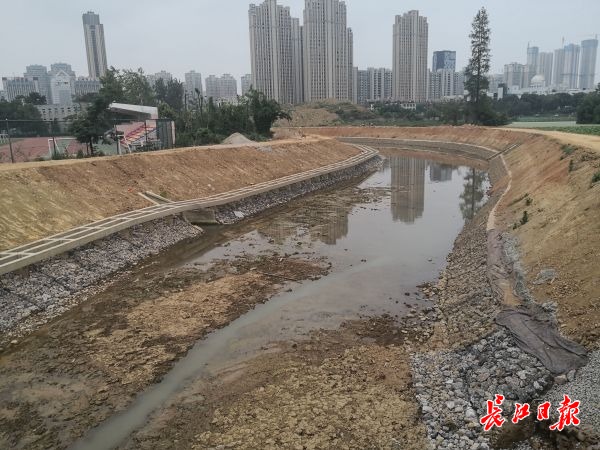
[592, 171, 600, 184]
[526, 197, 533, 206]
[562, 144, 576, 156]
[521, 210, 529, 225]
[569, 160, 574, 172]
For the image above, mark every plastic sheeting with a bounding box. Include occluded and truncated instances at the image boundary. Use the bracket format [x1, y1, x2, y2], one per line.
[496, 308, 588, 375]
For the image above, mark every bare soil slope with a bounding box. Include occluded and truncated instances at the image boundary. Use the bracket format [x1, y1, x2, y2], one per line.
[0, 137, 359, 251]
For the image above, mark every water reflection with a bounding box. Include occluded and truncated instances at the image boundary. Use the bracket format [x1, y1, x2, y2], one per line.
[258, 204, 350, 246]
[430, 163, 454, 182]
[459, 168, 488, 220]
[390, 156, 426, 223]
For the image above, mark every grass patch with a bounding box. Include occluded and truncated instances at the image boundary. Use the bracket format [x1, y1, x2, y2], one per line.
[508, 193, 529, 207]
[560, 144, 577, 160]
[569, 160, 574, 172]
[541, 126, 600, 136]
[521, 211, 529, 225]
[592, 171, 600, 184]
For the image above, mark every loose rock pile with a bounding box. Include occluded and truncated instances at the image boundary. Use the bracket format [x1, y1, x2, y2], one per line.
[0, 217, 201, 338]
[545, 350, 600, 443]
[215, 157, 382, 224]
[412, 329, 552, 449]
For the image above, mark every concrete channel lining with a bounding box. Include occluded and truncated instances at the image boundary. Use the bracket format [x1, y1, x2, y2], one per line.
[337, 137, 502, 161]
[0, 144, 378, 276]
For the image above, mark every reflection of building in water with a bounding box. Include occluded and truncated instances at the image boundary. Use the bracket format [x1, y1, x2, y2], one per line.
[258, 205, 349, 245]
[320, 206, 349, 245]
[429, 162, 453, 182]
[258, 222, 298, 245]
[390, 156, 426, 223]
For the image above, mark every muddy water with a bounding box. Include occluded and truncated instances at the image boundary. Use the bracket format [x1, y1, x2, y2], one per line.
[71, 153, 488, 450]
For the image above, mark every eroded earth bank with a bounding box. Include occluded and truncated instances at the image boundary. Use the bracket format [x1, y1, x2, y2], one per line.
[1, 127, 599, 449]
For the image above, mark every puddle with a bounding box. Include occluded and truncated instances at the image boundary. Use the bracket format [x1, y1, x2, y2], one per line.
[71, 152, 489, 450]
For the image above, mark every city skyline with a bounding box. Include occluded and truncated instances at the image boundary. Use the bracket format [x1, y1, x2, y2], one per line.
[2, 0, 599, 88]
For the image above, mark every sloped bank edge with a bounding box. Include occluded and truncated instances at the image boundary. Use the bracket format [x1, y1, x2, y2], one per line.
[0, 153, 382, 344]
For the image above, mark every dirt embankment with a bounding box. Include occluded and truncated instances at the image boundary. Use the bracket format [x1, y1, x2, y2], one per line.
[0, 137, 360, 251]
[293, 126, 600, 349]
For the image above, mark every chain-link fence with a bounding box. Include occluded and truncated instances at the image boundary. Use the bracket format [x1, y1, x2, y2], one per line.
[0, 118, 176, 163]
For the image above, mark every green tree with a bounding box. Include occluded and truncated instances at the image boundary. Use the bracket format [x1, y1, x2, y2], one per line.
[154, 79, 184, 111]
[121, 69, 155, 106]
[459, 168, 487, 220]
[465, 7, 491, 123]
[245, 89, 291, 135]
[576, 86, 600, 124]
[23, 92, 47, 105]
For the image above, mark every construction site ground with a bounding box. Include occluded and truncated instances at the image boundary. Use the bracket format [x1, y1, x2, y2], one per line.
[0, 127, 599, 449]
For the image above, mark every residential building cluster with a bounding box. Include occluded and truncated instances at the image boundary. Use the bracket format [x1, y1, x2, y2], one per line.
[2, 3, 598, 112]
[494, 38, 598, 97]
[248, 2, 465, 105]
[2, 11, 107, 121]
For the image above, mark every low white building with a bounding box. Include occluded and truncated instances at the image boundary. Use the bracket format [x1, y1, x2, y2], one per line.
[36, 103, 84, 121]
[50, 70, 74, 105]
[1, 77, 40, 102]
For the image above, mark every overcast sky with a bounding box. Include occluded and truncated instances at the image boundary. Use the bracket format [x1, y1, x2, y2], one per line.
[1, 0, 599, 88]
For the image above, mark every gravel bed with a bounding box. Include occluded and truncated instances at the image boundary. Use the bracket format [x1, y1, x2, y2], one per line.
[545, 350, 600, 441]
[0, 217, 201, 338]
[412, 329, 552, 449]
[215, 156, 382, 224]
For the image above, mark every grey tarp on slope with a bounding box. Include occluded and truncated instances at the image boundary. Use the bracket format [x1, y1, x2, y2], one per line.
[495, 308, 588, 375]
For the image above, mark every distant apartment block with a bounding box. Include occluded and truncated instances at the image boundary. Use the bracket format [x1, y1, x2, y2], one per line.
[73, 78, 101, 98]
[393, 10, 428, 102]
[303, 0, 353, 102]
[352, 68, 368, 105]
[428, 69, 464, 101]
[562, 43, 580, 90]
[50, 70, 75, 105]
[503, 62, 532, 90]
[526, 45, 539, 76]
[50, 62, 76, 77]
[82, 11, 108, 79]
[184, 70, 203, 100]
[24, 65, 51, 104]
[579, 38, 598, 90]
[432, 51, 456, 71]
[146, 71, 173, 87]
[352, 67, 391, 104]
[249, 0, 303, 104]
[205, 74, 238, 102]
[1, 77, 40, 102]
[240, 74, 252, 96]
[538, 52, 554, 86]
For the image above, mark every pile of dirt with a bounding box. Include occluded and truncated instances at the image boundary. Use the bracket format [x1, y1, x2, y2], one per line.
[0, 137, 360, 251]
[222, 133, 255, 145]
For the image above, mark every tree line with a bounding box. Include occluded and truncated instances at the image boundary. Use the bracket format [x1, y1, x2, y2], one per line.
[69, 68, 290, 153]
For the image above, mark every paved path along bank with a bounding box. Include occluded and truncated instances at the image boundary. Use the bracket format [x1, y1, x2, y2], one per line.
[0, 151, 380, 344]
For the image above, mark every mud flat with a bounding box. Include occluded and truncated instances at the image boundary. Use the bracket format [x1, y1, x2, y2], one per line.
[0, 156, 380, 345]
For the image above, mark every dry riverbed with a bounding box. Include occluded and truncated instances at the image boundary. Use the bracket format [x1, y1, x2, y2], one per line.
[0, 252, 328, 449]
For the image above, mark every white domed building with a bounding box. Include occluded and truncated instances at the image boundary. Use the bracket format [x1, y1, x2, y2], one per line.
[526, 74, 551, 95]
